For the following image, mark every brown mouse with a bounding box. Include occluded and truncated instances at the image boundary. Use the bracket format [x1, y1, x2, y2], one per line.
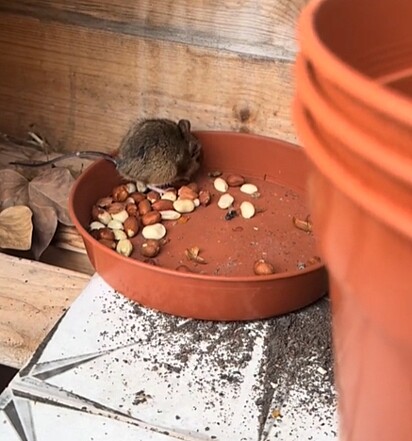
[10, 118, 202, 192]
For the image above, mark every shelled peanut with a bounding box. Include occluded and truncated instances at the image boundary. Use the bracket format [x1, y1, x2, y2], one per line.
[213, 174, 260, 220]
[88, 171, 265, 275]
[88, 181, 206, 258]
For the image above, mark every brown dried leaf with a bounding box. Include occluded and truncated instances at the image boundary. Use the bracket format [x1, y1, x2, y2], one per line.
[185, 246, 207, 264]
[28, 167, 75, 226]
[29, 201, 58, 260]
[0, 169, 29, 210]
[0, 205, 33, 250]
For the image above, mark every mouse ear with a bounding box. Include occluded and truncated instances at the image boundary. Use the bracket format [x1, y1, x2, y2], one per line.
[178, 119, 191, 135]
[189, 136, 202, 158]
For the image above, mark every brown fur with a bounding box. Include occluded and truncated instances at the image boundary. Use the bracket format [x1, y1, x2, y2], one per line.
[116, 118, 201, 185]
[9, 118, 202, 187]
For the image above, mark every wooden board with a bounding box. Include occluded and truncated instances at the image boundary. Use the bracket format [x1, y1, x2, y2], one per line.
[0, 6, 303, 154]
[2, 0, 308, 60]
[0, 253, 90, 369]
[41, 245, 94, 276]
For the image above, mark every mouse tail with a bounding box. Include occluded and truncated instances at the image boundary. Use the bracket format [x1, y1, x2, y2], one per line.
[9, 151, 117, 167]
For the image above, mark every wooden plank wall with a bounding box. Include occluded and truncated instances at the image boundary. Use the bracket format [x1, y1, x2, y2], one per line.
[0, 0, 308, 153]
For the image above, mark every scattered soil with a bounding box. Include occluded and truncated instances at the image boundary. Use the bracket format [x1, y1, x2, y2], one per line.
[257, 296, 335, 438]
[96, 290, 335, 436]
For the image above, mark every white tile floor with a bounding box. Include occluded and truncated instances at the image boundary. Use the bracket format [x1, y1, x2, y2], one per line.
[0, 275, 337, 441]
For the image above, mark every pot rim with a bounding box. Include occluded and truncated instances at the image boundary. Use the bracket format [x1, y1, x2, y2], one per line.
[295, 55, 412, 187]
[293, 98, 412, 241]
[298, 0, 412, 127]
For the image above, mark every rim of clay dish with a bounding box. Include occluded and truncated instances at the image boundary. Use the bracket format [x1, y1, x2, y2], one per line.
[69, 133, 324, 284]
[298, 0, 412, 127]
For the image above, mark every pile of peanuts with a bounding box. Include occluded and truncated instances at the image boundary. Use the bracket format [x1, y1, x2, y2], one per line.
[88, 181, 210, 258]
[87, 173, 280, 275]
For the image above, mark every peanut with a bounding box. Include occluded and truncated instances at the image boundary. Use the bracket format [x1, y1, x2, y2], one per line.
[173, 199, 196, 213]
[123, 216, 140, 238]
[141, 211, 162, 226]
[226, 174, 245, 187]
[217, 193, 234, 209]
[112, 185, 129, 202]
[214, 177, 229, 192]
[240, 201, 255, 219]
[240, 183, 259, 195]
[253, 259, 275, 276]
[140, 239, 161, 258]
[142, 223, 167, 240]
[138, 199, 152, 216]
[160, 210, 181, 220]
[152, 200, 174, 211]
[111, 209, 129, 223]
[116, 239, 133, 257]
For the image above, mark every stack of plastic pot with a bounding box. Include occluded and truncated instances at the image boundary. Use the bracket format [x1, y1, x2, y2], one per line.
[293, 0, 412, 440]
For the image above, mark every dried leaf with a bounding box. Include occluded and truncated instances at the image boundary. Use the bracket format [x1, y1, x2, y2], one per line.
[29, 201, 58, 260]
[0, 205, 33, 250]
[28, 167, 74, 226]
[185, 246, 207, 264]
[0, 169, 29, 210]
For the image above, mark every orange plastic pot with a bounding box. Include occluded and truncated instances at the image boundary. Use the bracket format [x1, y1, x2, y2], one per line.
[69, 131, 327, 321]
[293, 99, 412, 441]
[298, 0, 412, 155]
[295, 55, 412, 240]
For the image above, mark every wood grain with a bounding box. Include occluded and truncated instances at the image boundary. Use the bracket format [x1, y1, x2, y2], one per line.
[0, 11, 299, 154]
[53, 225, 87, 255]
[40, 245, 94, 275]
[2, 0, 308, 60]
[0, 253, 90, 368]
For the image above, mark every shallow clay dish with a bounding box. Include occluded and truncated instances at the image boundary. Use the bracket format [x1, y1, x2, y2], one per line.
[69, 131, 327, 320]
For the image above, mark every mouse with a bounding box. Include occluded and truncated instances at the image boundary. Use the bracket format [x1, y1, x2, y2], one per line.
[10, 118, 202, 193]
